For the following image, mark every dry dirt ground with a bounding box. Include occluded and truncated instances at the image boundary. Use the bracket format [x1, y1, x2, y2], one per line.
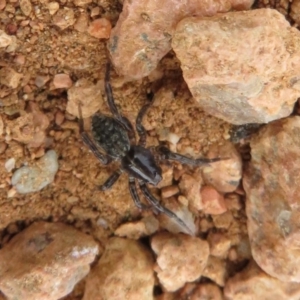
[0, 0, 297, 299]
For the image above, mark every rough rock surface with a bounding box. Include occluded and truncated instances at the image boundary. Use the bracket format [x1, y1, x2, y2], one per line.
[173, 9, 300, 125]
[83, 237, 154, 300]
[151, 232, 209, 292]
[0, 222, 99, 300]
[11, 150, 59, 194]
[244, 116, 300, 282]
[108, 0, 254, 79]
[224, 261, 300, 300]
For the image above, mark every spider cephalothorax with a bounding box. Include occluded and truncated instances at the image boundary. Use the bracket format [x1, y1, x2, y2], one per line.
[78, 63, 223, 235]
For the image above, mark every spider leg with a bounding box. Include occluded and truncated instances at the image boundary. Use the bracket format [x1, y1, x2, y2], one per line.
[105, 63, 135, 141]
[136, 103, 151, 147]
[99, 169, 123, 191]
[138, 180, 193, 235]
[128, 177, 150, 210]
[157, 146, 224, 167]
[78, 104, 110, 165]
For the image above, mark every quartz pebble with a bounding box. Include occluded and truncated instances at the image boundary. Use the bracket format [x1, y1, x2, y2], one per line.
[0, 222, 99, 300]
[225, 260, 300, 300]
[173, 9, 300, 124]
[67, 78, 103, 118]
[151, 232, 209, 292]
[244, 116, 300, 282]
[11, 150, 59, 194]
[108, 0, 254, 79]
[83, 237, 154, 300]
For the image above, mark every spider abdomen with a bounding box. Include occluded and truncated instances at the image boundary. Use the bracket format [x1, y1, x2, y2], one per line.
[92, 114, 130, 159]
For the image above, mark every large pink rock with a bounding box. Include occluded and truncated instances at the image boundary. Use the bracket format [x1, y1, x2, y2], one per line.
[108, 0, 254, 79]
[225, 261, 300, 299]
[0, 222, 99, 300]
[173, 9, 300, 125]
[244, 116, 300, 282]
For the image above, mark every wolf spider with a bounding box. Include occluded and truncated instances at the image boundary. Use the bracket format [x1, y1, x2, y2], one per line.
[78, 63, 222, 235]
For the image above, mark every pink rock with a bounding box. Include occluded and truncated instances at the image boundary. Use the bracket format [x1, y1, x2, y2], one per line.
[0, 0, 6, 10]
[88, 18, 112, 39]
[0, 67, 22, 88]
[53, 73, 73, 89]
[201, 185, 227, 215]
[244, 116, 300, 282]
[173, 9, 300, 125]
[0, 222, 99, 300]
[108, 0, 254, 79]
[224, 260, 300, 300]
[83, 237, 154, 300]
[151, 232, 209, 292]
[202, 141, 242, 193]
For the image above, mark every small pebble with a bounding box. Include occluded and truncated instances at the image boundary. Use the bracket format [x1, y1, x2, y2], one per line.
[53, 73, 72, 89]
[201, 185, 227, 215]
[0, 0, 6, 10]
[0, 67, 23, 88]
[35, 75, 50, 87]
[52, 8, 75, 30]
[161, 185, 179, 198]
[0, 30, 12, 48]
[47, 2, 59, 15]
[19, 0, 32, 16]
[88, 18, 112, 39]
[5, 158, 15, 172]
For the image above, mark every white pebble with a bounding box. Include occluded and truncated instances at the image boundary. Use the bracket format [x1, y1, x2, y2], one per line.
[167, 132, 180, 145]
[5, 158, 15, 172]
[11, 150, 59, 194]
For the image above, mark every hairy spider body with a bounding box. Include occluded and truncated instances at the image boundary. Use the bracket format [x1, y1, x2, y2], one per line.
[78, 63, 224, 235]
[92, 115, 129, 158]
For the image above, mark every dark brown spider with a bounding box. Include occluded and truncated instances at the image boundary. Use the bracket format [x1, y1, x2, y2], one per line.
[78, 63, 223, 235]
